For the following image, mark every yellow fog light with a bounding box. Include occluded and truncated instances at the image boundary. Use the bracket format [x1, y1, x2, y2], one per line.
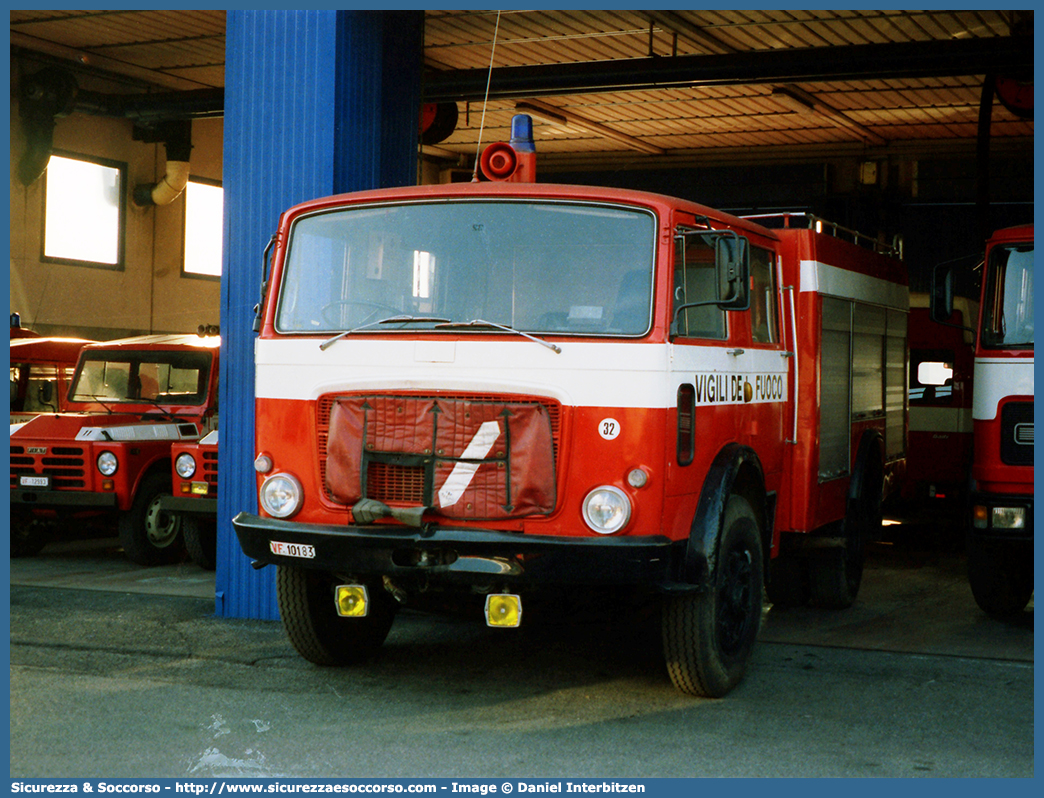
[190, 481, 209, 496]
[485, 593, 522, 628]
[335, 585, 369, 618]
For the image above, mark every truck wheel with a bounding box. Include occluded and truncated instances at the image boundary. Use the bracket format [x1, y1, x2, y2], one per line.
[118, 473, 184, 566]
[968, 537, 1034, 617]
[183, 517, 217, 570]
[662, 494, 763, 698]
[277, 565, 396, 666]
[809, 434, 883, 609]
[10, 512, 50, 557]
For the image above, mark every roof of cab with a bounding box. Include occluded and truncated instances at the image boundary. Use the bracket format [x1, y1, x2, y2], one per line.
[278, 180, 778, 241]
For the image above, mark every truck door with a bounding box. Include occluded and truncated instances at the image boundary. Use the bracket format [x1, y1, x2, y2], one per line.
[743, 245, 788, 481]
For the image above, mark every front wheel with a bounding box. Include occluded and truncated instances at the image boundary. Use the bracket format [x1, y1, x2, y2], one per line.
[183, 516, 217, 570]
[118, 473, 184, 566]
[277, 565, 396, 666]
[10, 510, 50, 557]
[967, 536, 1033, 617]
[662, 494, 764, 698]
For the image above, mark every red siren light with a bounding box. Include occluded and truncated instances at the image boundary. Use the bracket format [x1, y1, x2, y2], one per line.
[478, 114, 536, 183]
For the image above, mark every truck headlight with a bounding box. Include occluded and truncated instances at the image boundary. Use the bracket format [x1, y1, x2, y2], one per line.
[97, 451, 118, 476]
[991, 506, 1026, 529]
[260, 473, 303, 519]
[175, 452, 197, 479]
[582, 485, 632, 535]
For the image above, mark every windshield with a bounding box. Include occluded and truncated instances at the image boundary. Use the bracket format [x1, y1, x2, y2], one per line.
[276, 200, 657, 336]
[70, 350, 212, 405]
[981, 242, 1033, 349]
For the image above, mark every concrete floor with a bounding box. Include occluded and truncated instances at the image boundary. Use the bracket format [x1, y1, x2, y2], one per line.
[8, 521, 1034, 778]
[8, 523, 1034, 663]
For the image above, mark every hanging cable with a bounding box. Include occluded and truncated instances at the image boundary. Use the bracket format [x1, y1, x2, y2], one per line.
[471, 10, 502, 182]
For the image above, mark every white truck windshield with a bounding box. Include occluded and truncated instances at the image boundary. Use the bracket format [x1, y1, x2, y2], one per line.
[276, 200, 657, 337]
[71, 351, 212, 404]
[982, 243, 1034, 349]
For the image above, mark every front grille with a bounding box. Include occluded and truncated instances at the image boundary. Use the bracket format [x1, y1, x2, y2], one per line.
[200, 450, 219, 489]
[365, 461, 427, 505]
[317, 392, 561, 506]
[1001, 401, 1033, 466]
[10, 444, 87, 489]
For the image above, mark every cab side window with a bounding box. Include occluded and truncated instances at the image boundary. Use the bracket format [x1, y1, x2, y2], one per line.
[673, 235, 726, 339]
[749, 247, 778, 344]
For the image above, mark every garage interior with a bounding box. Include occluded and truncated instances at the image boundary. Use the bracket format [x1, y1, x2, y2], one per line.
[7, 10, 1034, 625]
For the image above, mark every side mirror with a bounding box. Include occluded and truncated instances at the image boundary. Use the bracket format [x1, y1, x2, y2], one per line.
[38, 380, 54, 406]
[716, 233, 750, 311]
[930, 263, 955, 324]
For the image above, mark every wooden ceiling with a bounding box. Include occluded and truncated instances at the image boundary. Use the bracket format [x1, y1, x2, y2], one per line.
[10, 9, 1034, 168]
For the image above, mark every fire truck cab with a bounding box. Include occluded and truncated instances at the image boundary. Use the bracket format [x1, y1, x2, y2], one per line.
[10, 336, 95, 426]
[233, 122, 908, 697]
[934, 224, 1033, 615]
[10, 333, 220, 562]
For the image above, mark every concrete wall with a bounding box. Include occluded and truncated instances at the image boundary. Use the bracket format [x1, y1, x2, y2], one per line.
[9, 55, 222, 341]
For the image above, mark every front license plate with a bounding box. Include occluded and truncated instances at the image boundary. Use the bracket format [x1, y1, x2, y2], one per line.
[20, 475, 50, 488]
[270, 540, 316, 559]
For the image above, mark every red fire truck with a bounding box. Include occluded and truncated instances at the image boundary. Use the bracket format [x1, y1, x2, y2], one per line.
[163, 430, 219, 569]
[10, 336, 95, 426]
[233, 119, 908, 697]
[10, 333, 219, 562]
[934, 224, 1033, 616]
[901, 295, 976, 513]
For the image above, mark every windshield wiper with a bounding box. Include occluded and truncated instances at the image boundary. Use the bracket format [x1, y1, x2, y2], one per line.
[319, 315, 451, 351]
[434, 319, 562, 354]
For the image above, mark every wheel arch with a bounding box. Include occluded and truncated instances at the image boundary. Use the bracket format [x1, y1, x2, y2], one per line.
[122, 457, 173, 511]
[683, 442, 769, 589]
[849, 428, 885, 505]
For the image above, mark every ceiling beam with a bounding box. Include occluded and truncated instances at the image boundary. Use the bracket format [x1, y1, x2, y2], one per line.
[514, 98, 666, 155]
[423, 35, 1033, 102]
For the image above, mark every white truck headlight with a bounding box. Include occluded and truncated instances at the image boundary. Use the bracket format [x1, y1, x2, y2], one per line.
[260, 473, 303, 519]
[992, 506, 1026, 529]
[175, 452, 197, 479]
[97, 451, 118, 476]
[582, 485, 632, 535]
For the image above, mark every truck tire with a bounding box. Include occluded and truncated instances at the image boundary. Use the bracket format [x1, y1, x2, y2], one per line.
[277, 565, 396, 666]
[662, 494, 763, 697]
[118, 473, 184, 566]
[10, 511, 50, 557]
[809, 433, 883, 609]
[183, 516, 217, 570]
[968, 537, 1033, 617]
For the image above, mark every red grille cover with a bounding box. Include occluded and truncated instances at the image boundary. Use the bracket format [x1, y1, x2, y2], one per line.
[325, 396, 556, 519]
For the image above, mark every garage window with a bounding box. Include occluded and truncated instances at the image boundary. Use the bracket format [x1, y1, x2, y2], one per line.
[183, 179, 224, 278]
[43, 153, 125, 269]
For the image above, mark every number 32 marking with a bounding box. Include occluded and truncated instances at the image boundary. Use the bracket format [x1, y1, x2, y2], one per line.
[599, 418, 621, 440]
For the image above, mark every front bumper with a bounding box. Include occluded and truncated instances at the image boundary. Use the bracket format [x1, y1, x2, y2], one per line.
[157, 495, 218, 515]
[11, 488, 118, 510]
[232, 512, 694, 592]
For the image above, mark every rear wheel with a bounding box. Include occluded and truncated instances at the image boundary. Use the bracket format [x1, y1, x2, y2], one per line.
[183, 516, 216, 570]
[810, 434, 883, 609]
[662, 494, 763, 697]
[118, 473, 184, 566]
[967, 536, 1033, 617]
[277, 565, 396, 665]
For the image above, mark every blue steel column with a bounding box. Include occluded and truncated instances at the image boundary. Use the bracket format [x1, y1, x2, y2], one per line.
[217, 10, 423, 620]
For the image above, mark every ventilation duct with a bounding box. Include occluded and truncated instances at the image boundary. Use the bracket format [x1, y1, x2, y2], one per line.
[132, 120, 193, 206]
